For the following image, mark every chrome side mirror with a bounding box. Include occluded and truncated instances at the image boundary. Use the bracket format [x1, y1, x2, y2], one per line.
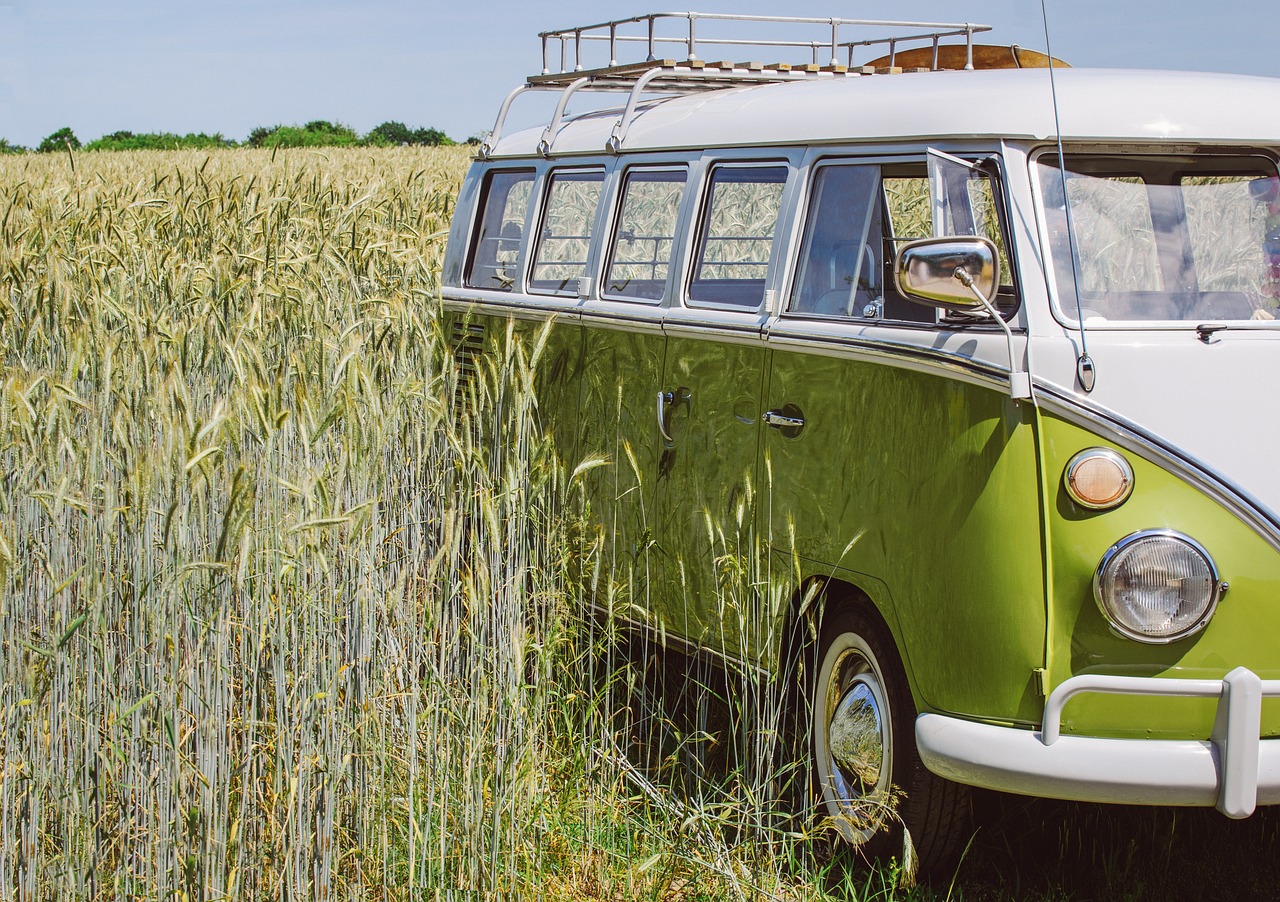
[894, 237, 1000, 311]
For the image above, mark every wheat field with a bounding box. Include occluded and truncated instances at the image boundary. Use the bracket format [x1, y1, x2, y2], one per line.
[0, 146, 860, 901]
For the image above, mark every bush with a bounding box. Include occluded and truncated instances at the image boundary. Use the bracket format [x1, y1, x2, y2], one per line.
[84, 131, 237, 152]
[246, 121, 361, 149]
[0, 138, 26, 155]
[36, 127, 80, 153]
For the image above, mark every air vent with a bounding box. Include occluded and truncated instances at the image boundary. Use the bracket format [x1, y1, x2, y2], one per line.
[450, 321, 487, 414]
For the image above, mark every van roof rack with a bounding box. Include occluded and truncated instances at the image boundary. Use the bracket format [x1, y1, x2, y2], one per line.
[480, 11, 996, 159]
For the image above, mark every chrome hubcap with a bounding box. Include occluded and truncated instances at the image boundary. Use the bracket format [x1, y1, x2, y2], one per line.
[829, 678, 884, 792]
[815, 633, 892, 843]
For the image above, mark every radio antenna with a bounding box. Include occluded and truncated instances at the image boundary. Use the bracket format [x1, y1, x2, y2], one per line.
[1040, 0, 1095, 392]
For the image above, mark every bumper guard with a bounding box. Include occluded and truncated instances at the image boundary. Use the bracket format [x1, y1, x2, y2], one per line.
[916, 666, 1280, 817]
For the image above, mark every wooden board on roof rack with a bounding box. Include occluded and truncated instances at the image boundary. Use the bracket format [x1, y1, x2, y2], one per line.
[862, 44, 1069, 71]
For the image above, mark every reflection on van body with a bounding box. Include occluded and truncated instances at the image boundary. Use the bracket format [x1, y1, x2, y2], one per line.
[440, 11, 1280, 874]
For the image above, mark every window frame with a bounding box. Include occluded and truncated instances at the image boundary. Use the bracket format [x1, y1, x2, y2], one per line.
[528, 166, 608, 298]
[783, 153, 1021, 326]
[464, 168, 537, 293]
[685, 161, 791, 312]
[1031, 147, 1280, 328]
[600, 165, 689, 305]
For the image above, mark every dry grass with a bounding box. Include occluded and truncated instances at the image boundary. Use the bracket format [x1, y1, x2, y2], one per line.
[0, 146, 857, 901]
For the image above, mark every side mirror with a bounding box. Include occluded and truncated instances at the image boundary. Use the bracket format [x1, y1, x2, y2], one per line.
[894, 237, 1000, 311]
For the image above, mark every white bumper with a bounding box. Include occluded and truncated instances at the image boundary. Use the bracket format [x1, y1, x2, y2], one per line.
[916, 666, 1280, 818]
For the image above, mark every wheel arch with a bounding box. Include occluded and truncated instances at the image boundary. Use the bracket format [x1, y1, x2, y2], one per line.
[776, 573, 922, 707]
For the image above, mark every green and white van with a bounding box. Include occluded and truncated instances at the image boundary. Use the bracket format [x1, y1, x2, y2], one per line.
[440, 12, 1280, 870]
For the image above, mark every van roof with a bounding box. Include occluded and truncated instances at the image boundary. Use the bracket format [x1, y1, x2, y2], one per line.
[486, 67, 1280, 157]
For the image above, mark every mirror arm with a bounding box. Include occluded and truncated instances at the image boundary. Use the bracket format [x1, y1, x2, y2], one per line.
[955, 268, 1032, 401]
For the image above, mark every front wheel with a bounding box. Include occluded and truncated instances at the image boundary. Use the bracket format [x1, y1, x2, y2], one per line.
[808, 605, 970, 875]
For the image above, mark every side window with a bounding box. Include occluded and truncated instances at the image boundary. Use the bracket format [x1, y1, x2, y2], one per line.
[465, 170, 534, 291]
[788, 162, 932, 323]
[604, 168, 687, 302]
[924, 155, 1016, 302]
[790, 158, 1014, 322]
[530, 170, 605, 295]
[791, 165, 884, 316]
[1036, 154, 1278, 321]
[1182, 175, 1270, 293]
[689, 165, 787, 308]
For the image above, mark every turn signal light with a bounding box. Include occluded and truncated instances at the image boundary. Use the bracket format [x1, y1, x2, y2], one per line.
[1065, 448, 1134, 510]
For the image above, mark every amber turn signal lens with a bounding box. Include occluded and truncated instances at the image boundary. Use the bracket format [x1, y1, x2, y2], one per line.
[1065, 448, 1134, 510]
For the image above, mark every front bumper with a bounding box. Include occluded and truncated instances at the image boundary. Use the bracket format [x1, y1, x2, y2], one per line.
[916, 666, 1280, 818]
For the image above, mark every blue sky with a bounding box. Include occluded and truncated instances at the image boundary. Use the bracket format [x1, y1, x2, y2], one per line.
[0, 0, 1272, 147]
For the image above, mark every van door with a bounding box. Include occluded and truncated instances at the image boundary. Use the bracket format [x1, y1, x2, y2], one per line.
[762, 156, 1046, 725]
[652, 162, 788, 658]
[576, 166, 686, 624]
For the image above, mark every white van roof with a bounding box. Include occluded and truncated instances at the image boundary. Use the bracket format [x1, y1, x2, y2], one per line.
[486, 67, 1280, 157]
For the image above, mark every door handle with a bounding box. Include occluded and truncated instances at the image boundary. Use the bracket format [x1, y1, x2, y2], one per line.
[657, 388, 691, 444]
[657, 390, 675, 443]
[764, 406, 805, 437]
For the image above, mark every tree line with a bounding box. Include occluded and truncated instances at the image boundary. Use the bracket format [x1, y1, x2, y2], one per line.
[0, 121, 472, 154]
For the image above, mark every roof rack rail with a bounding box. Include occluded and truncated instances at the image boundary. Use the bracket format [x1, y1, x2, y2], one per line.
[480, 11, 995, 159]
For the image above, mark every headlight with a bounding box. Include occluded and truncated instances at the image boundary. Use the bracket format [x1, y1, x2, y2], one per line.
[1094, 530, 1224, 643]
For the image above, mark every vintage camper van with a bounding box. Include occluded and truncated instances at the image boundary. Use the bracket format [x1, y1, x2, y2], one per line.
[440, 12, 1280, 870]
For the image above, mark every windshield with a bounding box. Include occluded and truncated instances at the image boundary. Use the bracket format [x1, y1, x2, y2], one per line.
[1036, 153, 1280, 323]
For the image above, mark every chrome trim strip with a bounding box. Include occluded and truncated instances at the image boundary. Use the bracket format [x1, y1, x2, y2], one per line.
[446, 290, 1020, 390]
[1034, 381, 1280, 554]
[443, 288, 582, 317]
[767, 326, 1012, 392]
[579, 311, 667, 335]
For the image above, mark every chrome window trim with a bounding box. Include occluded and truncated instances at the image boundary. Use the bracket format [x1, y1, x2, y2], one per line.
[1034, 380, 1280, 553]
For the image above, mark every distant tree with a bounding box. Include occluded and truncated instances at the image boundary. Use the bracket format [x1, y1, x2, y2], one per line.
[367, 120, 415, 146]
[247, 125, 279, 148]
[37, 127, 80, 153]
[365, 121, 456, 147]
[411, 127, 454, 147]
[0, 138, 26, 154]
[303, 120, 348, 135]
[245, 121, 360, 149]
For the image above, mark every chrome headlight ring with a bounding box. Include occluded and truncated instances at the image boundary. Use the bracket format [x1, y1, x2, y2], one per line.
[1093, 530, 1225, 644]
